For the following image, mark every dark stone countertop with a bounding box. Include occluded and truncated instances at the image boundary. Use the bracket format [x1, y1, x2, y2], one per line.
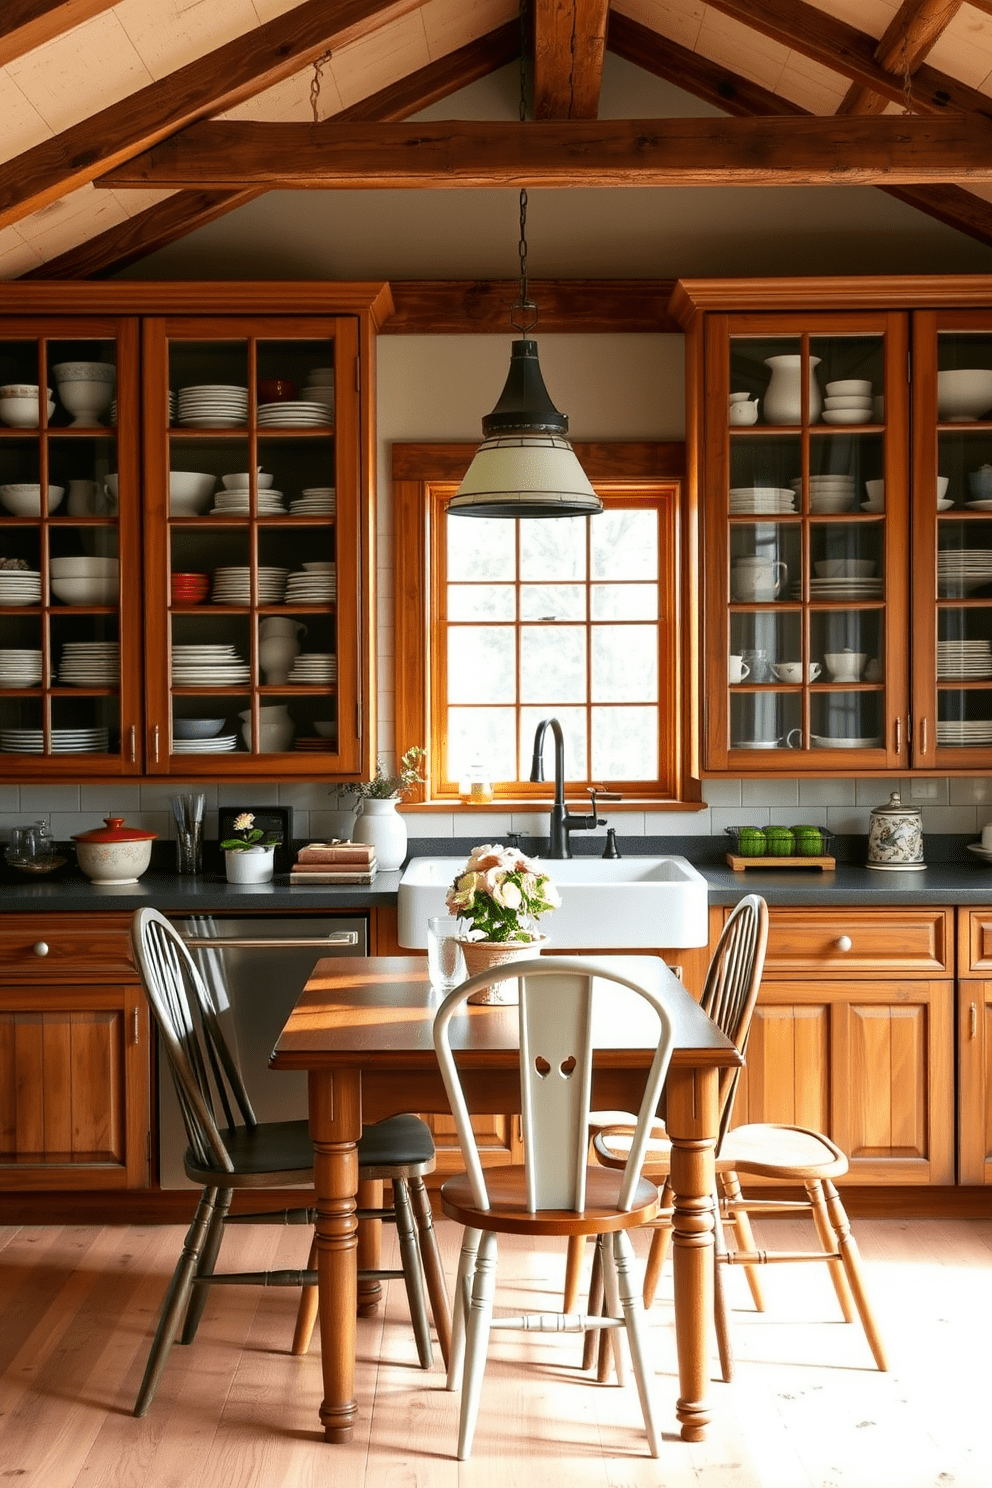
[2, 834, 991, 913]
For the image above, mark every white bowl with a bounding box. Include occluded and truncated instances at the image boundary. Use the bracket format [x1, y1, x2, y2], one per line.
[172, 717, 225, 739]
[0, 395, 54, 428]
[221, 472, 274, 490]
[313, 720, 334, 737]
[865, 479, 884, 503]
[49, 555, 118, 577]
[822, 410, 872, 425]
[937, 476, 949, 498]
[51, 361, 116, 384]
[938, 369, 992, 422]
[0, 483, 64, 515]
[810, 496, 854, 512]
[56, 379, 113, 425]
[50, 574, 118, 604]
[169, 471, 216, 514]
[825, 379, 872, 396]
[814, 559, 876, 578]
[823, 396, 873, 410]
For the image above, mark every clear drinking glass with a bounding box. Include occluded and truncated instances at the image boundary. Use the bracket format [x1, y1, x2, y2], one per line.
[427, 916, 466, 992]
[172, 793, 205, 874]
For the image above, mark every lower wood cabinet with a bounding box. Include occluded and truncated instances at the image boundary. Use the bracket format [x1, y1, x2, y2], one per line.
[720, 905, 956, 1186]
[956, 910, 992, 1185]
[0, 916, 150, 1191]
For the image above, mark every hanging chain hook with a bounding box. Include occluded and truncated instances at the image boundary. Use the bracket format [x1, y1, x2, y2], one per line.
[310, 50, 332, 124]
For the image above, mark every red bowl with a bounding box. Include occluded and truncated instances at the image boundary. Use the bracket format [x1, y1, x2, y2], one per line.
[258, 378, 296, 402]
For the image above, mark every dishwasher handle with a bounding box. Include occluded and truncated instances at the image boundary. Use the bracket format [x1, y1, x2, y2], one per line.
[181, 932, 361, 949]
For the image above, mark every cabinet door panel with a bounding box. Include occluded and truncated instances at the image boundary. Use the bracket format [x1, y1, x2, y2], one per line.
[0, 987, 149, 1189]
[732, 979, 953, 1185]
[959, 981, 992, 1184]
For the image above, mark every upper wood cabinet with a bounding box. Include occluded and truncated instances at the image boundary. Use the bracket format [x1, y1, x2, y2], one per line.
[672, 276, 992, 776]
[0, 283, 391, 781]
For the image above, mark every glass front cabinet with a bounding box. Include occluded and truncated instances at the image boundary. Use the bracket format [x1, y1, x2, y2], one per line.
[696, 308, 910, 773]
[0, 285, 387, 781]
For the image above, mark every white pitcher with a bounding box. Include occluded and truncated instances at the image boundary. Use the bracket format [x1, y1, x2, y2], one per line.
[731, 557, 787, 601]
[258, 618, 307, 685]
[764, 354, 822, 425]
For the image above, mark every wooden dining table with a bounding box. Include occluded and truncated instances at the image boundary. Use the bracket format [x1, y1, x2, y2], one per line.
[270, 953, 741, 1445]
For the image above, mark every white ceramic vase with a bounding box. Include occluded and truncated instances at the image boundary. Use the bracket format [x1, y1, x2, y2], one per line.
[225, 845, 275, 883]
[764, 354, 821, 425]
[352, 797, 406, 870]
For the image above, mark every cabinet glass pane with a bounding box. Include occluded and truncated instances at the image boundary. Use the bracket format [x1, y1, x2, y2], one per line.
[937, 331, 992, 426]
[729, 611, 801, 679]
[730, 336, 802, 424]
[810, 691, 883, 747]
[730, 691, 802, 750]
[730, 522, 799, 601]
[809, 335, 884, 425]
[938, 430, 992, 512]
[937, 519, 992, 596]
[730, 434, 800, 499]
[170, 342, 248, 425]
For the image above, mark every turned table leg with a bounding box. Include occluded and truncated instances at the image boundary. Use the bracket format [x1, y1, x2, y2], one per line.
[666, 1064, 719, 1443]
[310, 1067, 362, 1442]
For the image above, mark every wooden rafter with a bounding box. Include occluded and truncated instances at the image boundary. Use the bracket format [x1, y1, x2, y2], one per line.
[606, 10, 992, 251]
[97, 114, 992, 191]
[22, 21, 520, 281]
[703, 0, 992, 118]
[838, 0, 963, 115]
[0, 0, 118, 67]
[533, 0, 609, 119]
[0, 0, 421, 231]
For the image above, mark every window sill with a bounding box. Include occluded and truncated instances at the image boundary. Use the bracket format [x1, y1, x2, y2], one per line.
[402, 798, 707, 813]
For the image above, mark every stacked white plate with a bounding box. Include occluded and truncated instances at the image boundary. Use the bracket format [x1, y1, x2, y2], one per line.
[937, 549, 992, 594]
[792, 475, 857, 513]
[58, 641, 119, 685]
[177, 385, 248, 427]
[148, 392, 177, 426]
[257, 400, 332, 428]
[172, 732, 239, 753]
[210, 489, 286, 515]
[211, 566, 289, 603]
[286, 652, 337, 684]
[290, 487, 335, 515]
[0, 648, 42, 685]
[792, 577, 884, 600]
[284, 566, 336, 603]
[937, 720, 992, 745]
[171, 643, 250, 685]
[300, 383, 334, 410]
[729, 487, 795, 513]
[0, 727, 109, 753]
[937, 640, 992, 679]
[0, 569, 41, 605]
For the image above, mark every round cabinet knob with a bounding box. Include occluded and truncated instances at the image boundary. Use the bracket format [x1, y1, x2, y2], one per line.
[32, 941, 49, 957]
[835, 935, 852, 953]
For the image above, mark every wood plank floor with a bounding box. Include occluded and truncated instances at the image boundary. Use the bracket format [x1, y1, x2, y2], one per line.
[0, 1214, 990, 1487]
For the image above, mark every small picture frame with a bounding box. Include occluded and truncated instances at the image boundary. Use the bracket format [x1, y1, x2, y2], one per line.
[217, 806, 294, 873]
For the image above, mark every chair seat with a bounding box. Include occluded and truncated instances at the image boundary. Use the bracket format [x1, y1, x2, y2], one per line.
[593, 1121, 669, 1172]
[185, 1112, 437, 1187]
[719, 1123, 849, 1180]
[440, 1164, 660, 1236]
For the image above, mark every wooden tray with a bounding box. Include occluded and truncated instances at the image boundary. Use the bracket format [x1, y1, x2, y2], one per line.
[726, 853, 836, 872]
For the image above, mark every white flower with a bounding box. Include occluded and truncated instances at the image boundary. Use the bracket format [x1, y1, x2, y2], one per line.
[233, 812, 254, 832]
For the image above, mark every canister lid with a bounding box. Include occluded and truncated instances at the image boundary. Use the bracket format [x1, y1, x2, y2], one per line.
[72, 815, 157, 842]
[869, 791, 921, 820]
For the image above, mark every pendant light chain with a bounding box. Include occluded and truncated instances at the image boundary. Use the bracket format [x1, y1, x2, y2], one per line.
[310, 50, 332, 123]
[512, 1, 537, 335]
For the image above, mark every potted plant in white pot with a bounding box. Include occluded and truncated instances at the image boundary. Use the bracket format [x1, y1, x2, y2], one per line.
[446, 842, 560, 1003]
[220, 812, 281, 884]
[350, 746, 425, 870]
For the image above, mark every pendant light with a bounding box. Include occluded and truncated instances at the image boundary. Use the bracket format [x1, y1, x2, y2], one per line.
[449, 190, 602, 520]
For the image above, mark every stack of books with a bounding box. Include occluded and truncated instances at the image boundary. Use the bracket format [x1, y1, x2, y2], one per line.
[289, 840, 377, 884]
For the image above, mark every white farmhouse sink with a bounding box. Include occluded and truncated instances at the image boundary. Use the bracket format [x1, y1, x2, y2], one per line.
[397, 855, 708, 950]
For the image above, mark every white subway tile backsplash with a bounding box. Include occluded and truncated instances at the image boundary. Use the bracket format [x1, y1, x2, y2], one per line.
[450, 811, 514, 836]
[922, 805, 976, 834]
[20, 784, 79, 812]
[742, 779, 799, 807]
[216, 783, 281, 807]
[79, 784, 143, 813]
[855, 778, 901, 807]
[702, 779, 741, 807]
[405, 813, 456, 838]
[950, 777, 992, 804]
[799, 778, 855, 806]
[0, 786, 20, 814]
[645, 809, 708, 835]
[826, 804, 869, 833]
[712, 806, 768, 832]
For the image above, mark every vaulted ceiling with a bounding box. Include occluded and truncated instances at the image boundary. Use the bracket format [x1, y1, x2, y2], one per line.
[5, 0, 992, 283]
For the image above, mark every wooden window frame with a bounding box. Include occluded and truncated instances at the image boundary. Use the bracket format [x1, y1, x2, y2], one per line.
[393, 441, 700, 808]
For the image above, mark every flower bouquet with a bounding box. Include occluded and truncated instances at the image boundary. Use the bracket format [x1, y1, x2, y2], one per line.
[445, 843, 560, 1003]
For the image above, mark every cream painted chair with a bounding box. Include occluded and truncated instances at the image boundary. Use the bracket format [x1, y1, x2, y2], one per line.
[433, 956, 675, 1460]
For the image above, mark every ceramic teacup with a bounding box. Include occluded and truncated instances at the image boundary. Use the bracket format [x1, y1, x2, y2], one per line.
[773, 661, 821, 683]
[824, 650, 866, 681]
[729, 400, 759, 426]
[729, 654, 750, 684]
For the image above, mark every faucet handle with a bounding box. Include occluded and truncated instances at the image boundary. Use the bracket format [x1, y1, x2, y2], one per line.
[588, 787, 622, 821]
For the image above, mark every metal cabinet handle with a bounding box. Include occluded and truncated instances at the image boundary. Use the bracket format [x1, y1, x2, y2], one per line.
[894, 717, 902, 754]
[835, 935, 852, 953]
[181, 932, 361, 949]
[152, 725, 160, 764]
[971, 1002, 978, 1039]
[32, 941, 49, 957]
[129, 724, 136, 763]
[920, 717, 928, 755]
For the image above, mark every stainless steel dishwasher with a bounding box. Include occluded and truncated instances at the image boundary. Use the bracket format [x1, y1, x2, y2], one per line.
[158, 914, 368, 1188]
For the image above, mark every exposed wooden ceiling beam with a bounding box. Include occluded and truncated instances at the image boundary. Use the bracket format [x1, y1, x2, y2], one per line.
[97, 114, 992, 191]
[606, 10, 992, 250]
[839, 0, 963, 115]
[704, 0, 991, 118]
[383, 279, 679, 333]
[22, 20, 520, 281]
[0, 0, 118, 67]
[533, 0, 609, 119]
[0, 0, 421, 231]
